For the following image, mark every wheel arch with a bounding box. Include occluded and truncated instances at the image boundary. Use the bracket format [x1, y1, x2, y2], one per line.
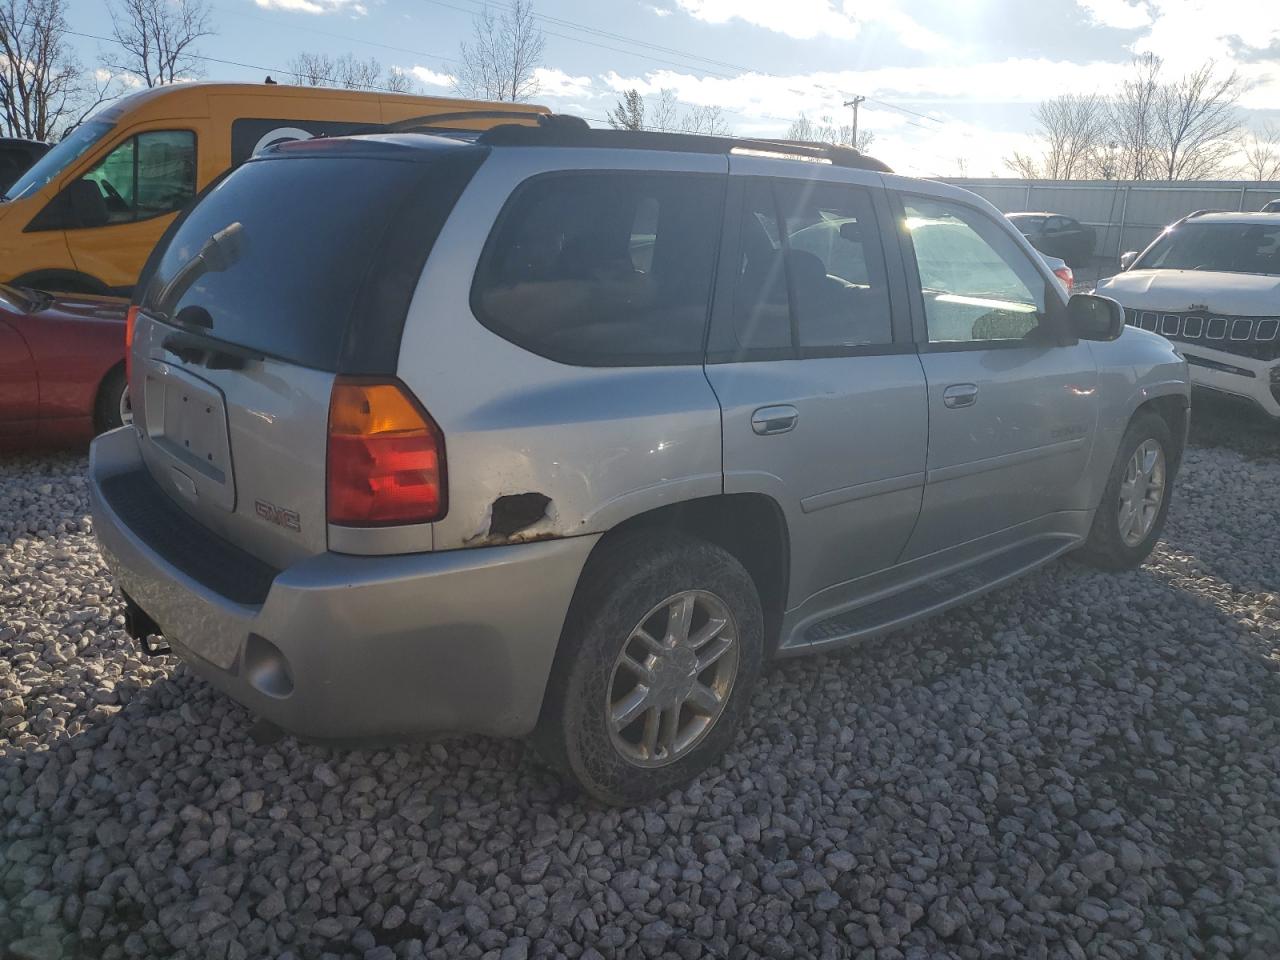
[574, 493, 791, 657]
[1133, 393, 1189, 470]
[93, 360, 127, 434]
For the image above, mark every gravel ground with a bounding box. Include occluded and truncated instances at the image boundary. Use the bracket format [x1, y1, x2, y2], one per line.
[1, 413, 1278, 960]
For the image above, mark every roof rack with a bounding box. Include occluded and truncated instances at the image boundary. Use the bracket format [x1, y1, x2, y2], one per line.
[476, 115, 893, 173]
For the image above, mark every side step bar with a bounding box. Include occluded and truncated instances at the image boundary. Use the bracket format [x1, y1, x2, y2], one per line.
[803, 537, 1077, 648]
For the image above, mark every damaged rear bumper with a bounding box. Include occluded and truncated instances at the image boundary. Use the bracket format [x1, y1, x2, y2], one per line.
[88, 426, 600, 739]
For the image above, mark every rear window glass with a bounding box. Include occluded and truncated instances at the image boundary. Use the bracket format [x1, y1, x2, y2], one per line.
[472, 171, 725, 365]
[140, 156, 434, 371]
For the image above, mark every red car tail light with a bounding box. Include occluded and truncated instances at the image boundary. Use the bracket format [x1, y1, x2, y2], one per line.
[326, 379, 446, 526]
[1053, 266, 1074, 294]
[124, 305, 139, 382]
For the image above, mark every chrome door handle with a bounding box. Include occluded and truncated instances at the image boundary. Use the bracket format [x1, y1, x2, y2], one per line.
[943, 383, 978, 409]
[751, 405, 799, 435]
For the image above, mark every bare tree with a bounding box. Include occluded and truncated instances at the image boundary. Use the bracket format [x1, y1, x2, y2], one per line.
[1240, 123, 1280, 181]
[104, 0, 213, 87]
[287, 52, 411, 92]
[649, 89, 680, 133]
[454, 0, 544, 102]
[1009, 54, 1246, 180]
[787, 112, 872, 150]
[1, 0, 111, 140]
[1153, 60, 1244, 180]
[607, 89, 644, 130]
[1031, 93, 1110, 178]
[679, 104, 730, 136]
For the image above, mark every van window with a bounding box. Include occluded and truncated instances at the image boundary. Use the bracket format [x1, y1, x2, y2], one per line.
[82, 130, 196, 225]
[473, 172, 725, 366]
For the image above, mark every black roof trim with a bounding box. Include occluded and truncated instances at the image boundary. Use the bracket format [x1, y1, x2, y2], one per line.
[476, 117, 893, 172]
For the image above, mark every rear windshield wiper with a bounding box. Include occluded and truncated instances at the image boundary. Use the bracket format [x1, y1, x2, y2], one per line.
[153, 221, 244, 316]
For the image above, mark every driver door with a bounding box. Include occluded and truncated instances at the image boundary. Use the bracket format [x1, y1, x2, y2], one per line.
[64, 129, 197, 292]
[893, 190, 1100, 560]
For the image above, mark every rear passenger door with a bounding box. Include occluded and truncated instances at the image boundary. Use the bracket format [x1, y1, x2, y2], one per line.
[704, 164, 928, 614]
[892, 190, 1099, 560]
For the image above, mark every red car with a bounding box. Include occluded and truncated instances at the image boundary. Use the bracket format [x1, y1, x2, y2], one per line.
[0, 284, 129, 448]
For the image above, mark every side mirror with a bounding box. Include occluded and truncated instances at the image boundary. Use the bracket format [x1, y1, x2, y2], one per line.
[1119, 250, 1139, 271]
[1068, 293, 1125, 342]
[838, 220, 864, 243]
[25, 178, 110, 231]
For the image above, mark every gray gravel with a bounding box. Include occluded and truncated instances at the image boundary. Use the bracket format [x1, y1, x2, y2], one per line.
[2, 416, 1279, 960]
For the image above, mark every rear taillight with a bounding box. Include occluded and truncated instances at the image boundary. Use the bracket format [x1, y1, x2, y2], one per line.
[124, 305, 139, 382]
[1053, 266, 1074, 294]
[326, 379, 446, 527]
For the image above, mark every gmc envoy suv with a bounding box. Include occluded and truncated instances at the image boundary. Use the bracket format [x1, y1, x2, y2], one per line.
[89, 119, 1190, 803]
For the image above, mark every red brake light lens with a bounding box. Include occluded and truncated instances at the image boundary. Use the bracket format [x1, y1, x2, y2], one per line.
[1054, 266, 1074, 294]
[326, 379, 446, 526]
[124, 305, 139, 382]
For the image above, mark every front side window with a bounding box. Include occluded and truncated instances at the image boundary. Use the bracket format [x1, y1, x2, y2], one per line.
[903, 196, 1048, 344]
[1135, 222, 1280, 276]
[473, 171, 724, 365]
[81, 130, 195, 225]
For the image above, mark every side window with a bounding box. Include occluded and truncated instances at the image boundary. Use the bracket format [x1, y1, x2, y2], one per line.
[80, 130, 195, 225]
[902, 196, 1048, 345]
[473, 171, 724, 365]
[1046, 215, 1071, 233]
[731, 179, 791, 351]
[777, 180, 893, 348]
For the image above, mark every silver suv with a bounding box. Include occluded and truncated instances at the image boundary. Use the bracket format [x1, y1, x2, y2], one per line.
[89, 121, 1190, 803]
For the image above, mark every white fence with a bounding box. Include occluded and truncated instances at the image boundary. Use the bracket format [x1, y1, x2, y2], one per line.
[941, 179, 1280, 263]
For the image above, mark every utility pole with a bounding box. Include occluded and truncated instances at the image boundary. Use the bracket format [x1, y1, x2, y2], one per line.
[844, 95, 865, 149]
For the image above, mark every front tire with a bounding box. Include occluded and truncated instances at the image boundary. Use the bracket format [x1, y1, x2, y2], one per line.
[534, 531, 763, 805]
[1077, 412, 1174, 570]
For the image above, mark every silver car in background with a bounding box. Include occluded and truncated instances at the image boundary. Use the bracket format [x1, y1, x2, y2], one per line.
[89, 121, 1189, 803]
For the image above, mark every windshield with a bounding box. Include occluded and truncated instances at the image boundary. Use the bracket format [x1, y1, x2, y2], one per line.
[2, 121, 114, 202]
[1135, 222, 1280, 276]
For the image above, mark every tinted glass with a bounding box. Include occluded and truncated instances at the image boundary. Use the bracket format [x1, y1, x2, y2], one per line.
[82, 130, 195, 224]
[1135, 222, 1280, 276]
[140, 156, 435, 371]
[779, 180, 892, 347]
[1009, 214, 1045, 232]
[731, 179, 791, 352]
[3, 120, 110, 201]
[474, 172, 724, 365]
[903, 196, 1047, 343]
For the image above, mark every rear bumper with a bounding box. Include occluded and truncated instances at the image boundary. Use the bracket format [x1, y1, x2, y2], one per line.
[1181, 346, 1280, 419]
[89, 427, 599, 739]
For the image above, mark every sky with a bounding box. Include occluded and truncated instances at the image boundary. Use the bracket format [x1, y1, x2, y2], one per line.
[64, 0, 1280, 177]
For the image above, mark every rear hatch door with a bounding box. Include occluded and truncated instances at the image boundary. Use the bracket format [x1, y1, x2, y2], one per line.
[130, 136, 486, 570]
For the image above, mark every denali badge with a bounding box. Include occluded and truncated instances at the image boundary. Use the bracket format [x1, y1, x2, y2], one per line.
[255, 499, 301, 532]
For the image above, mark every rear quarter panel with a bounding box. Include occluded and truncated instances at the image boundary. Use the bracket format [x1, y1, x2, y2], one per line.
[396, 148, 728, 551]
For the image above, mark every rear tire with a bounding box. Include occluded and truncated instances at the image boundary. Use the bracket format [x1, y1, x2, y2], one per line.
[94, 366, 130, 434]
[534, 531, 763, 805]
[1076, 412, 1174, 570]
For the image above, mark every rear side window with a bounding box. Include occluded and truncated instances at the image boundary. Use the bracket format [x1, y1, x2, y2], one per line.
[140, 153, 472, 372]
[473, 171, 725, 365]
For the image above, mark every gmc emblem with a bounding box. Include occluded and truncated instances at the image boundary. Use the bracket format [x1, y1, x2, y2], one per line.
[255, 499, 301, 532]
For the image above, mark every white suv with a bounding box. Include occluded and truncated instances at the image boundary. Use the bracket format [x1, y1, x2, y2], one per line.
[1099, 212, 1280, 420]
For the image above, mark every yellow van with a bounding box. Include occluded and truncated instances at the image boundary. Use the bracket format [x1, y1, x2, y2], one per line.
[0, 82, 547, 294]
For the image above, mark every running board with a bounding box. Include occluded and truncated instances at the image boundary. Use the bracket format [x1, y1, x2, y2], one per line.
[802, 537, 1075, 648]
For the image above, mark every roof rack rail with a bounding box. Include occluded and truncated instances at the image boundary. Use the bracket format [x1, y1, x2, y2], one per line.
[476, 118, 893, 172]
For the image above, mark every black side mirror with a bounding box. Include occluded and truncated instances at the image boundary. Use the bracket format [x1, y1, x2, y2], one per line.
[1068, 293, 1125, 342]
[25, 178, 109, 232]
[1119, 251, 1139, 271]
[838, 220, 863, 243]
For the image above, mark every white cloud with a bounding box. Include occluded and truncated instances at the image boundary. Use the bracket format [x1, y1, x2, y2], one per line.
[410, 66, 454, 88]
[252, 0, 366, 14]
[673, 0, 859, 40]
[671, 0, 948, 51]
[1076, 0, 1153, 29]
[533, 67, 595, 99]
[647, 4, 673, 16]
